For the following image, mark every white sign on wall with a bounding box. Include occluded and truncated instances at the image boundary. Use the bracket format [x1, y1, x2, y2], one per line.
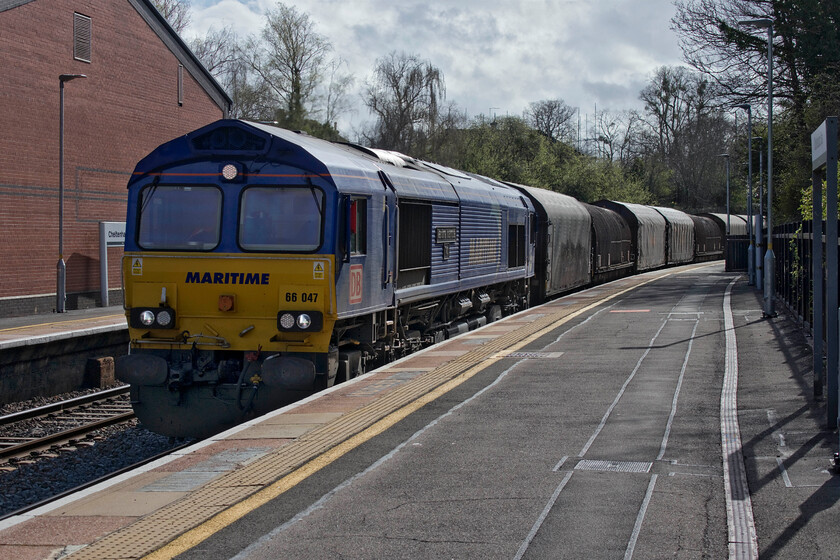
[102, 221, 126, 247]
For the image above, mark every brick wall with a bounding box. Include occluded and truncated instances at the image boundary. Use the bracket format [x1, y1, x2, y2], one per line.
[0, 1, 226, 317]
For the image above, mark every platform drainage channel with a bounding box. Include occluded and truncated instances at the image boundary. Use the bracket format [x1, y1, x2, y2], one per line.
[575, 460, 653, 473]
[494, 351, 564, 359]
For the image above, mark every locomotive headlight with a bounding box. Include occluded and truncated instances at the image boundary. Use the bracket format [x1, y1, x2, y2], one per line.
[279, 313, 295, 330]
[296, 313, 312, 329]
[277, 310, 323, 332]
[130, 307, 177, 329]
[156, 310, 172, 327]
[140, 310, 155, 326]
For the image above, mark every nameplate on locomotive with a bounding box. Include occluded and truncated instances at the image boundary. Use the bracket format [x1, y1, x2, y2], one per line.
[435, 227, 457, 244]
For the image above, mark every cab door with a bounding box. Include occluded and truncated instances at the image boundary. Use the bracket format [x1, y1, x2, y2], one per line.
[379, 171, 397, 307]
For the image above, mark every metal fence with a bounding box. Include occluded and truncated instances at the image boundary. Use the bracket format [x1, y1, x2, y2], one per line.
[773, 220, 838, 330]
[725, 235, 750, 272]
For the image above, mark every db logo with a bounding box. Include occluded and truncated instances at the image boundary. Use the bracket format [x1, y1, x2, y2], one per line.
[349, 264, 363, 304]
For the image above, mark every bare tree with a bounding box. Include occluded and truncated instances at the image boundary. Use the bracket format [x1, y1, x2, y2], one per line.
[593, 109, 640, 164]
[322, 58, 355, 129]
[242, 3, 332, 128]
[526, 99, 577, 143]
[152, 0, 191, 34]
[189, 27, 271, 120]
[637, 66, 729, 209]
[673, 0, 840, 217]
[363, 52, 447, 155]
[189, 26, 238, 75]
[672, 0, 838, 113]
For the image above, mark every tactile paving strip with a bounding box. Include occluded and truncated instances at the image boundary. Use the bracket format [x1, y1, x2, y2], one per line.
[67, 268, 693, 559]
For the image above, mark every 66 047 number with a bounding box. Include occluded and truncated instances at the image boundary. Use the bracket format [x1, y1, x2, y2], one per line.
[285, 292, 318, 303]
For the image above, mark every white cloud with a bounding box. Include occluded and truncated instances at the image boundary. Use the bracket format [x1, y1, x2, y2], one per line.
[187, 0, 685, 134]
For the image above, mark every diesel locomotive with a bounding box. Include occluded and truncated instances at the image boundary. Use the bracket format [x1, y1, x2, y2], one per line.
[116, 119, 724, 438]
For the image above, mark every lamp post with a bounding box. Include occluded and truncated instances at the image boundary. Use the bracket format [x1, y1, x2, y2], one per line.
[57, 73, 86, 313]
[753, 137, 764, 288]
[740, 17, 775, 316]
[719, 154, 731, 235]
[735, 104, 755, 285]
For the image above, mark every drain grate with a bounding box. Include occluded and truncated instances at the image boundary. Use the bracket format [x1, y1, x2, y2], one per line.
[575, 460, 653, 473]
[494, 351, 564, 359]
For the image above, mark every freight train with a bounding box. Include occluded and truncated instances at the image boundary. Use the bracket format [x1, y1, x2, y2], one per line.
[116, 119, 725, 438]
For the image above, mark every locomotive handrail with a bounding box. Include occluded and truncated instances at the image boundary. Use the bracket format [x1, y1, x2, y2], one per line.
[132, 333, 230, 348]
[185, 333, 230, 347]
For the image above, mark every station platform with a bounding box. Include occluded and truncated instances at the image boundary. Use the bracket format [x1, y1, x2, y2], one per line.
[0, 307, 125, 352]
[0, 307, 127, 404]
[1, 262, 838, 559]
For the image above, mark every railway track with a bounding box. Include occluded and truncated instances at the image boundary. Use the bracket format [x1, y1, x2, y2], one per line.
[0, 386, 134, 464]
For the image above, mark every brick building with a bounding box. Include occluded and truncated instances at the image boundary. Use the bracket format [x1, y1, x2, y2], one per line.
[0, 0, 231, 317]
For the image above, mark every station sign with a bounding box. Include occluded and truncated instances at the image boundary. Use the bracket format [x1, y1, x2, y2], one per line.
[99, 221, 126, 307]
[812, 120, 828, 170]
[101, 221, 126, 247]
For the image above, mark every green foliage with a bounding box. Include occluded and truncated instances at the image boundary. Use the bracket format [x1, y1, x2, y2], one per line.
[798, 167, 840, 221]
[557, 157, 653, 204]
[439, 116, 650, 203]
[673, 0, 840, 222]
[446, 117, 570, 188]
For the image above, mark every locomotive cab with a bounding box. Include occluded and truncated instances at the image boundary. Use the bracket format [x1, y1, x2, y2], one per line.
[118, 121, 356, 438]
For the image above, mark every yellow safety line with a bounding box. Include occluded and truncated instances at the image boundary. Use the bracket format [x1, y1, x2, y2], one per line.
[0, 314, 124, 333]
[141, 271, 678, 560]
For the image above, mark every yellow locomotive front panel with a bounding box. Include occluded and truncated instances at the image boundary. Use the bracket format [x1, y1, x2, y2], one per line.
[123, 253, 335, 353]
[119, 253, 337, 438]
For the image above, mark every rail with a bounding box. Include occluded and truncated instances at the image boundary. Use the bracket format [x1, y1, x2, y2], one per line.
[0, 387, 134, 463]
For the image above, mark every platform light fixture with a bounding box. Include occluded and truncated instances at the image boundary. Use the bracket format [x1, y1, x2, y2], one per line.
[751, 136, 765, 288]
[57, 73, 87, 313]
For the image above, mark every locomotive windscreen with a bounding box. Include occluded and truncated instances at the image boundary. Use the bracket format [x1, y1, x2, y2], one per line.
[138, 185, 222, 250]
[239, 186, 324, 252]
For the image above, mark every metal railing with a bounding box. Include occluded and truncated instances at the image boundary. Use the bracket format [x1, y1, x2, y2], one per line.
[771, 220, 840, 334]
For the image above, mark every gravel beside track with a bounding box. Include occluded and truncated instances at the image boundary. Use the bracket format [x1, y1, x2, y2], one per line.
[0, 390, 190, 518]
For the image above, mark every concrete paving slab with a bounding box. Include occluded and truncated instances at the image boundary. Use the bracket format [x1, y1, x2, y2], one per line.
[255, 412, 342, 425]
[43, 472, 172, 517]
[0, 515, 135, 546]
[49, 488, 188, 518]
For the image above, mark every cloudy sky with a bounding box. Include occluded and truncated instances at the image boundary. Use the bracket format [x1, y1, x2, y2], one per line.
[187, 0, 686, 134]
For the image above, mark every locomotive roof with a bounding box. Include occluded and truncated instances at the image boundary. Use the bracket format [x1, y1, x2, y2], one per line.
[131, 120, 529, 209]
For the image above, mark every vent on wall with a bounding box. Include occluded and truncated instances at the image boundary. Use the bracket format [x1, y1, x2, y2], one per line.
[178, 64, 184, 105]
[74, 13, 91, 63]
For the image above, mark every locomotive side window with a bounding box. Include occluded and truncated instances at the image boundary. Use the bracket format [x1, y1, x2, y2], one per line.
[239, 186, 324, 252]
[349, 198, 367, 255]
[137, 186, 222, 250]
